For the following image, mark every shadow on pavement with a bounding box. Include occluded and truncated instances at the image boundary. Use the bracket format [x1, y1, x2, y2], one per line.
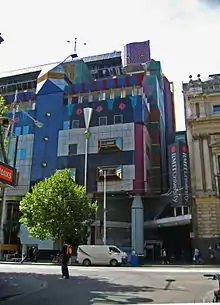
[0, 271, 190, 304]
[0, 272, 156, 304]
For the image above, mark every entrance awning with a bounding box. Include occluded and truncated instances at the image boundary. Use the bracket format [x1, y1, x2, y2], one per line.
[144, 214, 192, 228]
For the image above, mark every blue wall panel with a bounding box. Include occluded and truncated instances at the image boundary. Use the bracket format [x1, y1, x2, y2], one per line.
[30, 92, 64, 182]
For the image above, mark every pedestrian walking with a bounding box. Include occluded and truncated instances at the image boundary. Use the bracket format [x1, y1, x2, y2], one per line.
[61, 241, 72, 279]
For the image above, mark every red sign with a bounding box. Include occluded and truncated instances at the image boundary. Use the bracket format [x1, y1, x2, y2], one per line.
[0, 161, 15, 186]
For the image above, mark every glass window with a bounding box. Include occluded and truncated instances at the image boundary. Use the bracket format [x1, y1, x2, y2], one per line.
[72, 120, 79, 129]
[109, 246, 121, 253]
[114, 115, 123, 124]
[32, 102, 36, 110]
[83, 95, 89, 103]
[99, 92, 106, 101]
[23, 126, 29, 135]
[121, 90, 126, 98]
[63, 121, 70, 130]
[213, 105, 220, 113]
[99, 116, 107, 126]
[15, 127, 21, 136]
[88, 95, 93, 103]
[20, 149, 26, 159]
[68, 144, 78, 155]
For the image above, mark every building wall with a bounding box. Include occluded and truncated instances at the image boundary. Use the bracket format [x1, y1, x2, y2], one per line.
[7, 134, 34, 196]
[184, 77, 220, 251]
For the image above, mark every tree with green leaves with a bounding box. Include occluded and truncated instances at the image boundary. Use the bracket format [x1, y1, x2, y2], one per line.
[0, 95, 9, 117]
[19, 169, 98, 245]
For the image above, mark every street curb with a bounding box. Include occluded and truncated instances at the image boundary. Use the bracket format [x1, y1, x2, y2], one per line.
[1, 262, 220, 268]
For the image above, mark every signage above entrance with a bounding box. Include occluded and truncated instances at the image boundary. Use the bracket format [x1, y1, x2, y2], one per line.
[0, 161, 17, 187]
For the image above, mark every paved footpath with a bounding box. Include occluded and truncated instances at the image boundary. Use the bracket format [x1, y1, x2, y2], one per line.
[0, 265, 219, 304]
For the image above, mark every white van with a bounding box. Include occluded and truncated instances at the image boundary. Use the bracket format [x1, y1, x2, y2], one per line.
[77, 245, 128, 266]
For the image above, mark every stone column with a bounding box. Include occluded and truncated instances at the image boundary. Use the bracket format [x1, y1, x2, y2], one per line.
[131, 196, 144, 254]
[202, 137, 212, 190]
[193, 138, 203, 190]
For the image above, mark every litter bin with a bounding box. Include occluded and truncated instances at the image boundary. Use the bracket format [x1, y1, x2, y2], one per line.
[131, 255, 139, 266]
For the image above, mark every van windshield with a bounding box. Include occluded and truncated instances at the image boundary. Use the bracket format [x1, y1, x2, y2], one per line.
[109, 246, 121, 253]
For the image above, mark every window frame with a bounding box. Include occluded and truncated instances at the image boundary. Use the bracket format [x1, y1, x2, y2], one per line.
[98, 116, 107, 126]
[72, 120, 79, 129]
[15, 127, 21, 136]
[63, 121, 70, 130]
[114, 114, 123, 124]
[20, 148, 27, 159]
[68, 143, 78, 156]
[213, 105, 220, 114]
[23, 125, 29, 135]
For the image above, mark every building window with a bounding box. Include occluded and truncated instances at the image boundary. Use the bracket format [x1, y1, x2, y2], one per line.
[195, 103, 200, 117]
[23, 126, 29, 135]
[69, 168, 76, 181]
[213, 105, 220, 113]
[121, 89, 126, 98]
[32, 102, 36, 110]
[132, 87, 138, 96]
[88, 95, 93, 103]
[114, 114, 123, 124]
[15, 127, 21, 136]
[78, 95, 83, 104]
[68, 144, 78, 155]
[63, 121, 70, 130]
[98, 138, 122, 153]
[20, 149, 26, 159]
[99, 92, 106, 101]
[99, 116, 107, 126]
[110, 91, 115, 99]
[72, 120, 79, 128]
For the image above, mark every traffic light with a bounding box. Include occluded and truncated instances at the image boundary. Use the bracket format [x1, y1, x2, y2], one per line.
[0, 33, 4, 44]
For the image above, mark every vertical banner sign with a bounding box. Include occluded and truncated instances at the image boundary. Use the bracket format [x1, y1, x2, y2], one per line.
[168, 144, 182, 206]
[180, 143, 190, 205]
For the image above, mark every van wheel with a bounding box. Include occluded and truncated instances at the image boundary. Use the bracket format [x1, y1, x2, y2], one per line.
[110, 259, 118, 267]
[83, 259, 91, 266]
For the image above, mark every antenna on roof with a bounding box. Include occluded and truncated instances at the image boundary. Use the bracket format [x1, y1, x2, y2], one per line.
[74, 37, 77, 54]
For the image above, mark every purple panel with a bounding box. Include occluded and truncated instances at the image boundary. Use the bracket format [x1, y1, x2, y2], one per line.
[124, 41, 151, 66]
[96, 80, 103, 91]
[74, 83, 82, 93]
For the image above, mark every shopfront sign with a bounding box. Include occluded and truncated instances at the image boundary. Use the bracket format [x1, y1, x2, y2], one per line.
[0, 161, 17, 187]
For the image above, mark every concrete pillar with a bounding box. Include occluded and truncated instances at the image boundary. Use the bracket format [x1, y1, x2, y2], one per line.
[193, 139, 203, 190]
[131, 196, 144, 254]
[203, 138, 212, 191]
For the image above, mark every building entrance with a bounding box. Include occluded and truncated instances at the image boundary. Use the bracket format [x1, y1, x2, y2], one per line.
[158, 224, 192, 263]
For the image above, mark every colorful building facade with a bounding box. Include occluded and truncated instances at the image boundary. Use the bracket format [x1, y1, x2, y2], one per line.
[0, 41, 184, 257]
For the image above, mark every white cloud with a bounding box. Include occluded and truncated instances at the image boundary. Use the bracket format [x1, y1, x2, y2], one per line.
[0, 0, 220, 131]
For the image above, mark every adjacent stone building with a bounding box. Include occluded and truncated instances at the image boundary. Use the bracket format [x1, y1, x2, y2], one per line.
[183, 74, 220, 257]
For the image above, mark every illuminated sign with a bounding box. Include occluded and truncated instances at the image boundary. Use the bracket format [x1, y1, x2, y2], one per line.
[181, 144, 189, 204]
[170, 145, 179, 204]
[0, 161, 17, 187]
[98, 138, 122, 153]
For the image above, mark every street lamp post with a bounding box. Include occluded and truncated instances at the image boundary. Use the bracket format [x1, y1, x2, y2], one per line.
[99, 169, 107, 245]
[83, 108, 93, 190]
[103, 170, 107, 245]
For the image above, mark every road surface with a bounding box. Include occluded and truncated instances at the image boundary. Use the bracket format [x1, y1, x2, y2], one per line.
[0, 264, 218, 304]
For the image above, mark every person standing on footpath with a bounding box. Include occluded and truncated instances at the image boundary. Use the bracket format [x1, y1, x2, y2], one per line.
[61, 241, 71, 279]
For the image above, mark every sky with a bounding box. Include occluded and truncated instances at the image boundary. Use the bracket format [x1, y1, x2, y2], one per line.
[1, 0, 220, 131]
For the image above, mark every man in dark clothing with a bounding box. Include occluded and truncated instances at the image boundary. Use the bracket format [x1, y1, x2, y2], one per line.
[61, 241, 69, 279]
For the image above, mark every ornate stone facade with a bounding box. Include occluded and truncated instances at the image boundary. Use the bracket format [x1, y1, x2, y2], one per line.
[183, 75, 220, 254]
